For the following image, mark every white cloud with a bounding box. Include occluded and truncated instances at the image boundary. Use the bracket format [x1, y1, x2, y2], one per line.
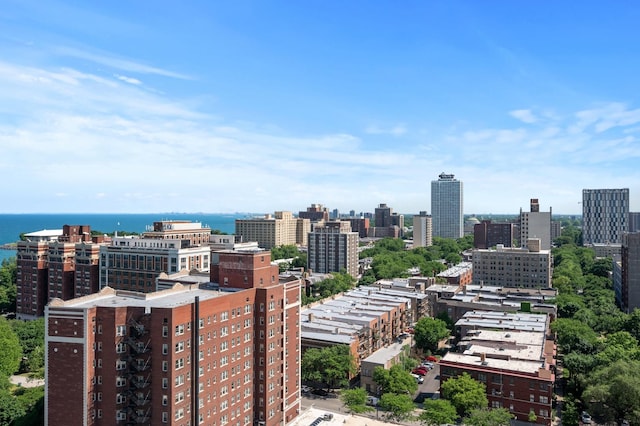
[54, 46, 191, 80]
[3, 55, 640, 215]
[115, 74, 142, 85]
[509, 109, 538, 124]
[364, 123, 407, 136]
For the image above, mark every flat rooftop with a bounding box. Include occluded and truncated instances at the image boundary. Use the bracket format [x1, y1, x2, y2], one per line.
[441, 352, 545, 375]
[48, 283, 237, 311]
[362, 340, 408, 364]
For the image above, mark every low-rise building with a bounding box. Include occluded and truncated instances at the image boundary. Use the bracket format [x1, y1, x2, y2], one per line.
[440, 311, 556, 425]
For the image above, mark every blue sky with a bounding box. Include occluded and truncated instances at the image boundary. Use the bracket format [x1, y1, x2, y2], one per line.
[2, 0, 640, 215]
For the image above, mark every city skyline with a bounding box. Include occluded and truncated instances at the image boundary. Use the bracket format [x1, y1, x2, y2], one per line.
[3, 1, 640, 214]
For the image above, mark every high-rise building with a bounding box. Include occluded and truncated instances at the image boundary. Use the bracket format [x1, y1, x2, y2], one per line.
[582, 188, 629, 244]
[473, 220, 514, 249]
[45, 250, 302, 426]
[629, 212, 640, 233]
[307, 221, 359, 278]
[99, 222, 213, 293]
[620, 232, 640, 313]
[375, 204, 392, 228]
[235, 212, 310, 249]
[298, 204, 329, 223]
[520, 198, 552, 250]
[413, 211, 433, 248]
[472, 239, 552, 288]
[16, 226, 97, 320]
[431, 173, 463, 239]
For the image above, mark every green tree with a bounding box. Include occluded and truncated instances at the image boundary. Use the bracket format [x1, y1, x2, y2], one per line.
[418, 399, 457, 426]
[0, 259, 17, 313]
[0, 317, 22, 377]
[12, 386, 44, 426]
[550, 318, 600, 354]
[372, 364, 418, 396]
[340, 388, 372, 414]
[413, 317, 450, 353]
[582, 359, 640, 423]
[0, 388, 25, 426]
[301, 345, 356, 390]
[464, 408, 513, 426]
[440, 372, 488, 417]
[10, 319, 45, 373]
[378, 392, 416, 421]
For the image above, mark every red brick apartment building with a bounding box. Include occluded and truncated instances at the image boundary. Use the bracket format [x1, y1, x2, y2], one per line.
[439, 311, 556, 425]
[45, 250, 301, 426]
[17, 225, 101, 319]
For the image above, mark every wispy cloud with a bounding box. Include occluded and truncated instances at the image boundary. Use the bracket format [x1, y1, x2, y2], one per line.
[54, 46, 191, 80]
[115, 74, 142, 85]
[2, 55, 640, 214]
[509, 109, 538, 124]
[364, 123, 407, 136]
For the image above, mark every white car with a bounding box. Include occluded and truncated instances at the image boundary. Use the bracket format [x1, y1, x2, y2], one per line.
[366, 396, 379, 406]
[581, 412, 592, 424]
[411, 373, 424, 384]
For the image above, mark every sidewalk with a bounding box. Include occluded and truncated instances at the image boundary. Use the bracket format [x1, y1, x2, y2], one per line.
[9, 374, 45, 388]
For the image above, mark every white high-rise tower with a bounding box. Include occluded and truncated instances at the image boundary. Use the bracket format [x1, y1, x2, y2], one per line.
[431, 172, 463, 239]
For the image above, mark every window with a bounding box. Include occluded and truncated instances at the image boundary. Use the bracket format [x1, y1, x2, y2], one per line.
[116, 360, 127, 370]
[116, 377, 126, 387]
[221, 311, 229, 321]
[175, 391, 185, 404]
[162, 344, 168, 355]
[162, 395, 168, 406]
[176, 341, 185, 353]
[175, 375, 185, 387]
[117, 410, 127, 421]
[176, 358, 185, 369]
[175, 408, 185, 420]
[116, 325, 126, 337]
[539, 396, 549, 404]
[176, 324, 185, 336]
[162, 412, 168, 423]
[116, 342, 126, 353]
[162, 361, 168, 372]
[162, 326, 168, 337]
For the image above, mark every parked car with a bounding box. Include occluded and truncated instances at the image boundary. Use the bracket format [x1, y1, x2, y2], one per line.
[312, 388, 329, 397]
[411, 373, 425, 384]
[425, 356, 438, 362]
[412, 368, 428, 376]
[421, 362, 434, 370]
[301, 385, 312, 394]
[366, 396, 379, 406]
[581, 411, 592, 424]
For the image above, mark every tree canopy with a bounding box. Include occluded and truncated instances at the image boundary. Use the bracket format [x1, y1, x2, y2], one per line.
[0, 258, 17, 313]
[413, 317, 450, 353]
[440, 373, 488, 417]
[378, 392, 416, 421]
[300, 345, 355, 390]
[372, 364, 418, 396]
[464, 408, 514, 426]
[339, 388, 372, 414]
[418, 399, 457, 426]
[0, 317, 22, 377]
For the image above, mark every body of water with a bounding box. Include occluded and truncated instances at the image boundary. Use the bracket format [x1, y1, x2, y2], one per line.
[0, 213, 257, 264]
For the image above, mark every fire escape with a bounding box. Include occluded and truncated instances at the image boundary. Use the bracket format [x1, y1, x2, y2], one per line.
[125, 315, 152, 425]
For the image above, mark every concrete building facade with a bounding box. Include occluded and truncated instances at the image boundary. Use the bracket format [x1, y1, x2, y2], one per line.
[472, 239, 552, 288]
[431, 173, 463, 239]
[412, 211, 433, 248]
[235, 212, 310, 250]
[520, 199, 552, 250]
[307, 221, 359, 278]
[582, 188, 630, 244]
